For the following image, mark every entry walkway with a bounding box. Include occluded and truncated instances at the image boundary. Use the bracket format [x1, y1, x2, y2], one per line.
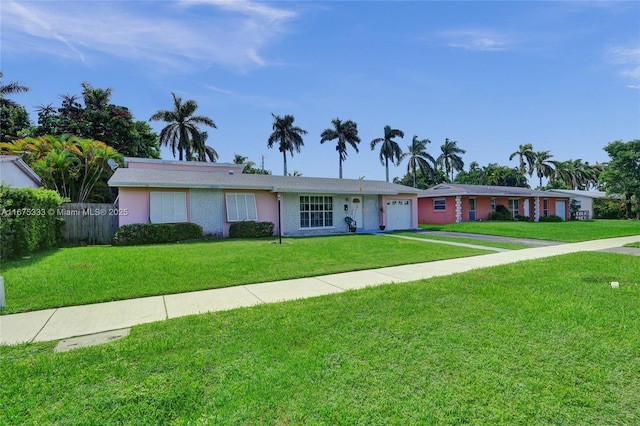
[1, 235, 639, 346]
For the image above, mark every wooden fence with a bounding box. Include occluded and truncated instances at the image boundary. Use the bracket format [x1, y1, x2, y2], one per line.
[60, 203, 119, 245]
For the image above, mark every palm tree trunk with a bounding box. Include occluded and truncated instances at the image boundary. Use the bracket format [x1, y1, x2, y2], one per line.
[385, 157, 389, 182]
[282, 151, 288, 176]
[339, 156, 343, 179]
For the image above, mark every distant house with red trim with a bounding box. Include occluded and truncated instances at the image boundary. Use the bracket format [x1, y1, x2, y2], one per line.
[418, 184, 571, 224]
[108, 158, 421, 237]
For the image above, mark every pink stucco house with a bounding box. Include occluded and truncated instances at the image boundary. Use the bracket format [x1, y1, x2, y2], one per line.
[108, 158, 421, 237]
[418, 184, 571, 224]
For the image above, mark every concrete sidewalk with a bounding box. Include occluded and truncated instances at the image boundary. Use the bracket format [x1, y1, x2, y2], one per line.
[1, 235, 639, 346]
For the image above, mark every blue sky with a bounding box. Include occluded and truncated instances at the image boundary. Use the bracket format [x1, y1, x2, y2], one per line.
[2, 1, 639, 183]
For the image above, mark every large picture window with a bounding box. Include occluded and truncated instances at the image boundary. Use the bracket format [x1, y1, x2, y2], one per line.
[300, 196, 333, 228]
[150, 191, 187, 223]
[226, 193, 258, 222]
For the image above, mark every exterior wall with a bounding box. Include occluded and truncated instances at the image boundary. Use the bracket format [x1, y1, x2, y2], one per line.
[190, 188, 223, 236]
[0, 160, 40, 188]
[280, 193, 391, 236]
[117, 187, 190, 226]
[418, 196, 457, 224]
[222, 190, 278, 237]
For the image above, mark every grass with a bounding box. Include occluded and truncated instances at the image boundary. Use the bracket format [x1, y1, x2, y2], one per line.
[1, 252, 638, 424]
[419, 219, 640, 242]
[393, 231, 531, 250]
[625, 241, 640, 248]
[0, 234, 490, 314]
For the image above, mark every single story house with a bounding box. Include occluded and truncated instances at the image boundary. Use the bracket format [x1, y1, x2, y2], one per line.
[418, 184, 571, 224]
[547, 189, 611, 220]
[108, 157, 420, 237]
[0, 155, 42, 188]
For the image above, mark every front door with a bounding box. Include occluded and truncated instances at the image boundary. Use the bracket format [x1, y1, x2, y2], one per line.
[469, 198, 476, 221]
[351, 197, 363, 229]
[555, 200, 566, 220]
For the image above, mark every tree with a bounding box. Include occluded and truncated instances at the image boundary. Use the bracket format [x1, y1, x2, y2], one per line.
[320, 118, 361, 178]
[454, 162, 528, 187]
[0, 71, 29, 108]
[370, 125, 404, 182]
[29, 83, 160, 158]
[509, 143, 535, 176]
[601, 139, 640, 219]
[267, 113, 307, 176]
[437, 138, 466, 181]
[0, 135, 122, 202]
[150, 93, 216, 161]
[402, 135, 436, 188]
[532, 150, 554, 187]
[0, 72, 31, 141]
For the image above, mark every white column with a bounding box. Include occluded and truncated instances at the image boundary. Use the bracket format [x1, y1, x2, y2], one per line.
[456, 195, 462, 223]
[534, 196, 540, 222]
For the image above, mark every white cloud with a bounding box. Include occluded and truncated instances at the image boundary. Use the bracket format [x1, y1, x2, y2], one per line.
[438, 29, 512, 52]
[607, 45, 640, 89]
[0, 0, 297, 72]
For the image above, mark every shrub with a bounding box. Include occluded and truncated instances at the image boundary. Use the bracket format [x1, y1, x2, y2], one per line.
[539, 215, 563, 222]
[515, 214, 530, 222]
[593, 198, 624, 219]
[0, 185, 65, 260]
[488, 204, 513, 221]
[229, 221, 274, 238]
[114, 222, 203, 246]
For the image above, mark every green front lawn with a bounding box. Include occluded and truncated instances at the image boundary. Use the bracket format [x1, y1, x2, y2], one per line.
[2, 252, 638, 424]
[0, 235, 489, 314]
[419, 219, 640, 242]
[625, 241, 640, 248]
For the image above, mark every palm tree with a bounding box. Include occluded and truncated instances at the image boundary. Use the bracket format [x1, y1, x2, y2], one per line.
[370, 125, 404, 182]
[509, 143, 535, 176]
[402, 135, 436, 188]
[0, 71, 29, 108]
[267, 113, 307, 176]
[320, 118, 361, 178]
[150, 93, 216, 161]
[533, 150, 554, 187]
[437, 138, 466, 181]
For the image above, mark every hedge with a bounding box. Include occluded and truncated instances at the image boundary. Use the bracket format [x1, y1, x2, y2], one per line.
[114, 222, 203, 246]
[488, 204, 513, 221]
[229, 221, 274, 238]
[0, 185, 65, 260]
[539, 215, 563, 222]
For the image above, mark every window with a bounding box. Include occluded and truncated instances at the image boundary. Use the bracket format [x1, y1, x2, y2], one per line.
[150, 191, 187, 223]
[300, 196, 333, 228]
[433, 198, 446, 211]
[490, 198, 496, 211]
[508, 199, 520, 216]
[226, 193, 257, 222]
[543, 199, 549, 217]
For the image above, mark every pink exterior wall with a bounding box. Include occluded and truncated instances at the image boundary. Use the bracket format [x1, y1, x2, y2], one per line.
[418, 196, 457, 224]
[419, 195, 571, 224]
[117, 187, 190, 226]
[221, 190, 279, 237]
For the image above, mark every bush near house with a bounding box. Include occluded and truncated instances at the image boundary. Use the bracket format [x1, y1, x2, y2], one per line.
[539, 215, 563, 222]
[0, 186, 64, 260]
[229, 221, 275, 238]
[114, 222, 203, 246]
[593, 198, 625, 219]
[488, 204, 513, 221]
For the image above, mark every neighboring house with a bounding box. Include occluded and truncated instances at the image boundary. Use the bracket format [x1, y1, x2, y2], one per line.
[108, 157, 420, 237]
[547, 189, 611, 220]
[418, 184, 571, 224]
[0, 155, 42, 188]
